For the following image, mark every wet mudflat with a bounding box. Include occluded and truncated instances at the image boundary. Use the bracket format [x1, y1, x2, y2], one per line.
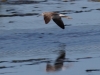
[0, 0, 100, 75]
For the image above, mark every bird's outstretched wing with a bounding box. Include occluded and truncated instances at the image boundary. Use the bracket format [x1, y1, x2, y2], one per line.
[44, 14, 52, 24]
[52, 17, 65, 29]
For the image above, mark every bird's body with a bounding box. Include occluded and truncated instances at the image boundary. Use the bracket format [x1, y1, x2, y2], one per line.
[41, 12, 72, 29]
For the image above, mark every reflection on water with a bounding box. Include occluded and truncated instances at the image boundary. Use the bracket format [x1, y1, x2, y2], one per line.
[46, 50, 72, 72]
[46, 50, 66, 72]
[46, 44, 72, 72]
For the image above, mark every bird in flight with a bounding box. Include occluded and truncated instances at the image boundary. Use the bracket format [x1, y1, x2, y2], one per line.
[40, 12, 72, 29]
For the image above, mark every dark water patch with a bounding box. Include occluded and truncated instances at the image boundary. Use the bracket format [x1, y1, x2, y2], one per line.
[62, 0, 79, 2]
[96, 8, 100, 10]
[52, 41, 60, 44]
[76, 57, 92, 60]
[38, 36, 43, 38]
[11, 58, 52, 67]
[88, 0, 100, 2]
[64, 60, 78, 62]
[84, 9, 93, 12]
[48, 33, 54, 35]
[74, 9, 93, 13]
[6, 9, 15, 12]
[0, 13, 39, 17]
[25, 60, 51, 66]
[81, 7, 88, 9]
[41, 33, 45, 34]
[8, 21, 14, 23]
[0, 26, 5, 27]
[65, 24, 72, 26]
[55, 9, 99, 14]
[62, 0, 68, 2]
[0, 66, 7, 69]
[86, 69, 100, 72]
[6, 9, 19, 14]
[53, 9, 98, 14]
[0, 66, 14, 69]
[64, 58, 78, 62]
[0, 72, 16, 74]
[34, 6, 39, 8]
[11, 11, 18, 14]
[43, 2, 61, 5]
[0, 0, 47, 5]
[53, 10, 74, 14]
[74, 10, 83, 13]
[11, 58, 48, 63]
[0, 61, 8, 63]
[75, 8, 100, 13]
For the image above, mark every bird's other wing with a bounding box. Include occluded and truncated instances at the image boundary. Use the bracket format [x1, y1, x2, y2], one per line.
[44, 13, 52, 24]
[52, 17, 65, 29]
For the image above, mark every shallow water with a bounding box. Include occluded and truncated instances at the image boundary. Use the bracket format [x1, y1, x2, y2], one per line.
[0, 0, 100, 75]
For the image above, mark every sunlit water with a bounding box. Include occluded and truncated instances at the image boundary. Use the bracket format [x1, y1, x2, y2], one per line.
[0, 0, 100, 75]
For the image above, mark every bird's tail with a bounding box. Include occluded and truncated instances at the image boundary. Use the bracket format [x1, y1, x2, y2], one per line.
[59, 14, 72, 19]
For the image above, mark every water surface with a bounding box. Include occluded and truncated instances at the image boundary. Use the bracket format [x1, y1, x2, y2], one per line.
[0, 0, 100, 75]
